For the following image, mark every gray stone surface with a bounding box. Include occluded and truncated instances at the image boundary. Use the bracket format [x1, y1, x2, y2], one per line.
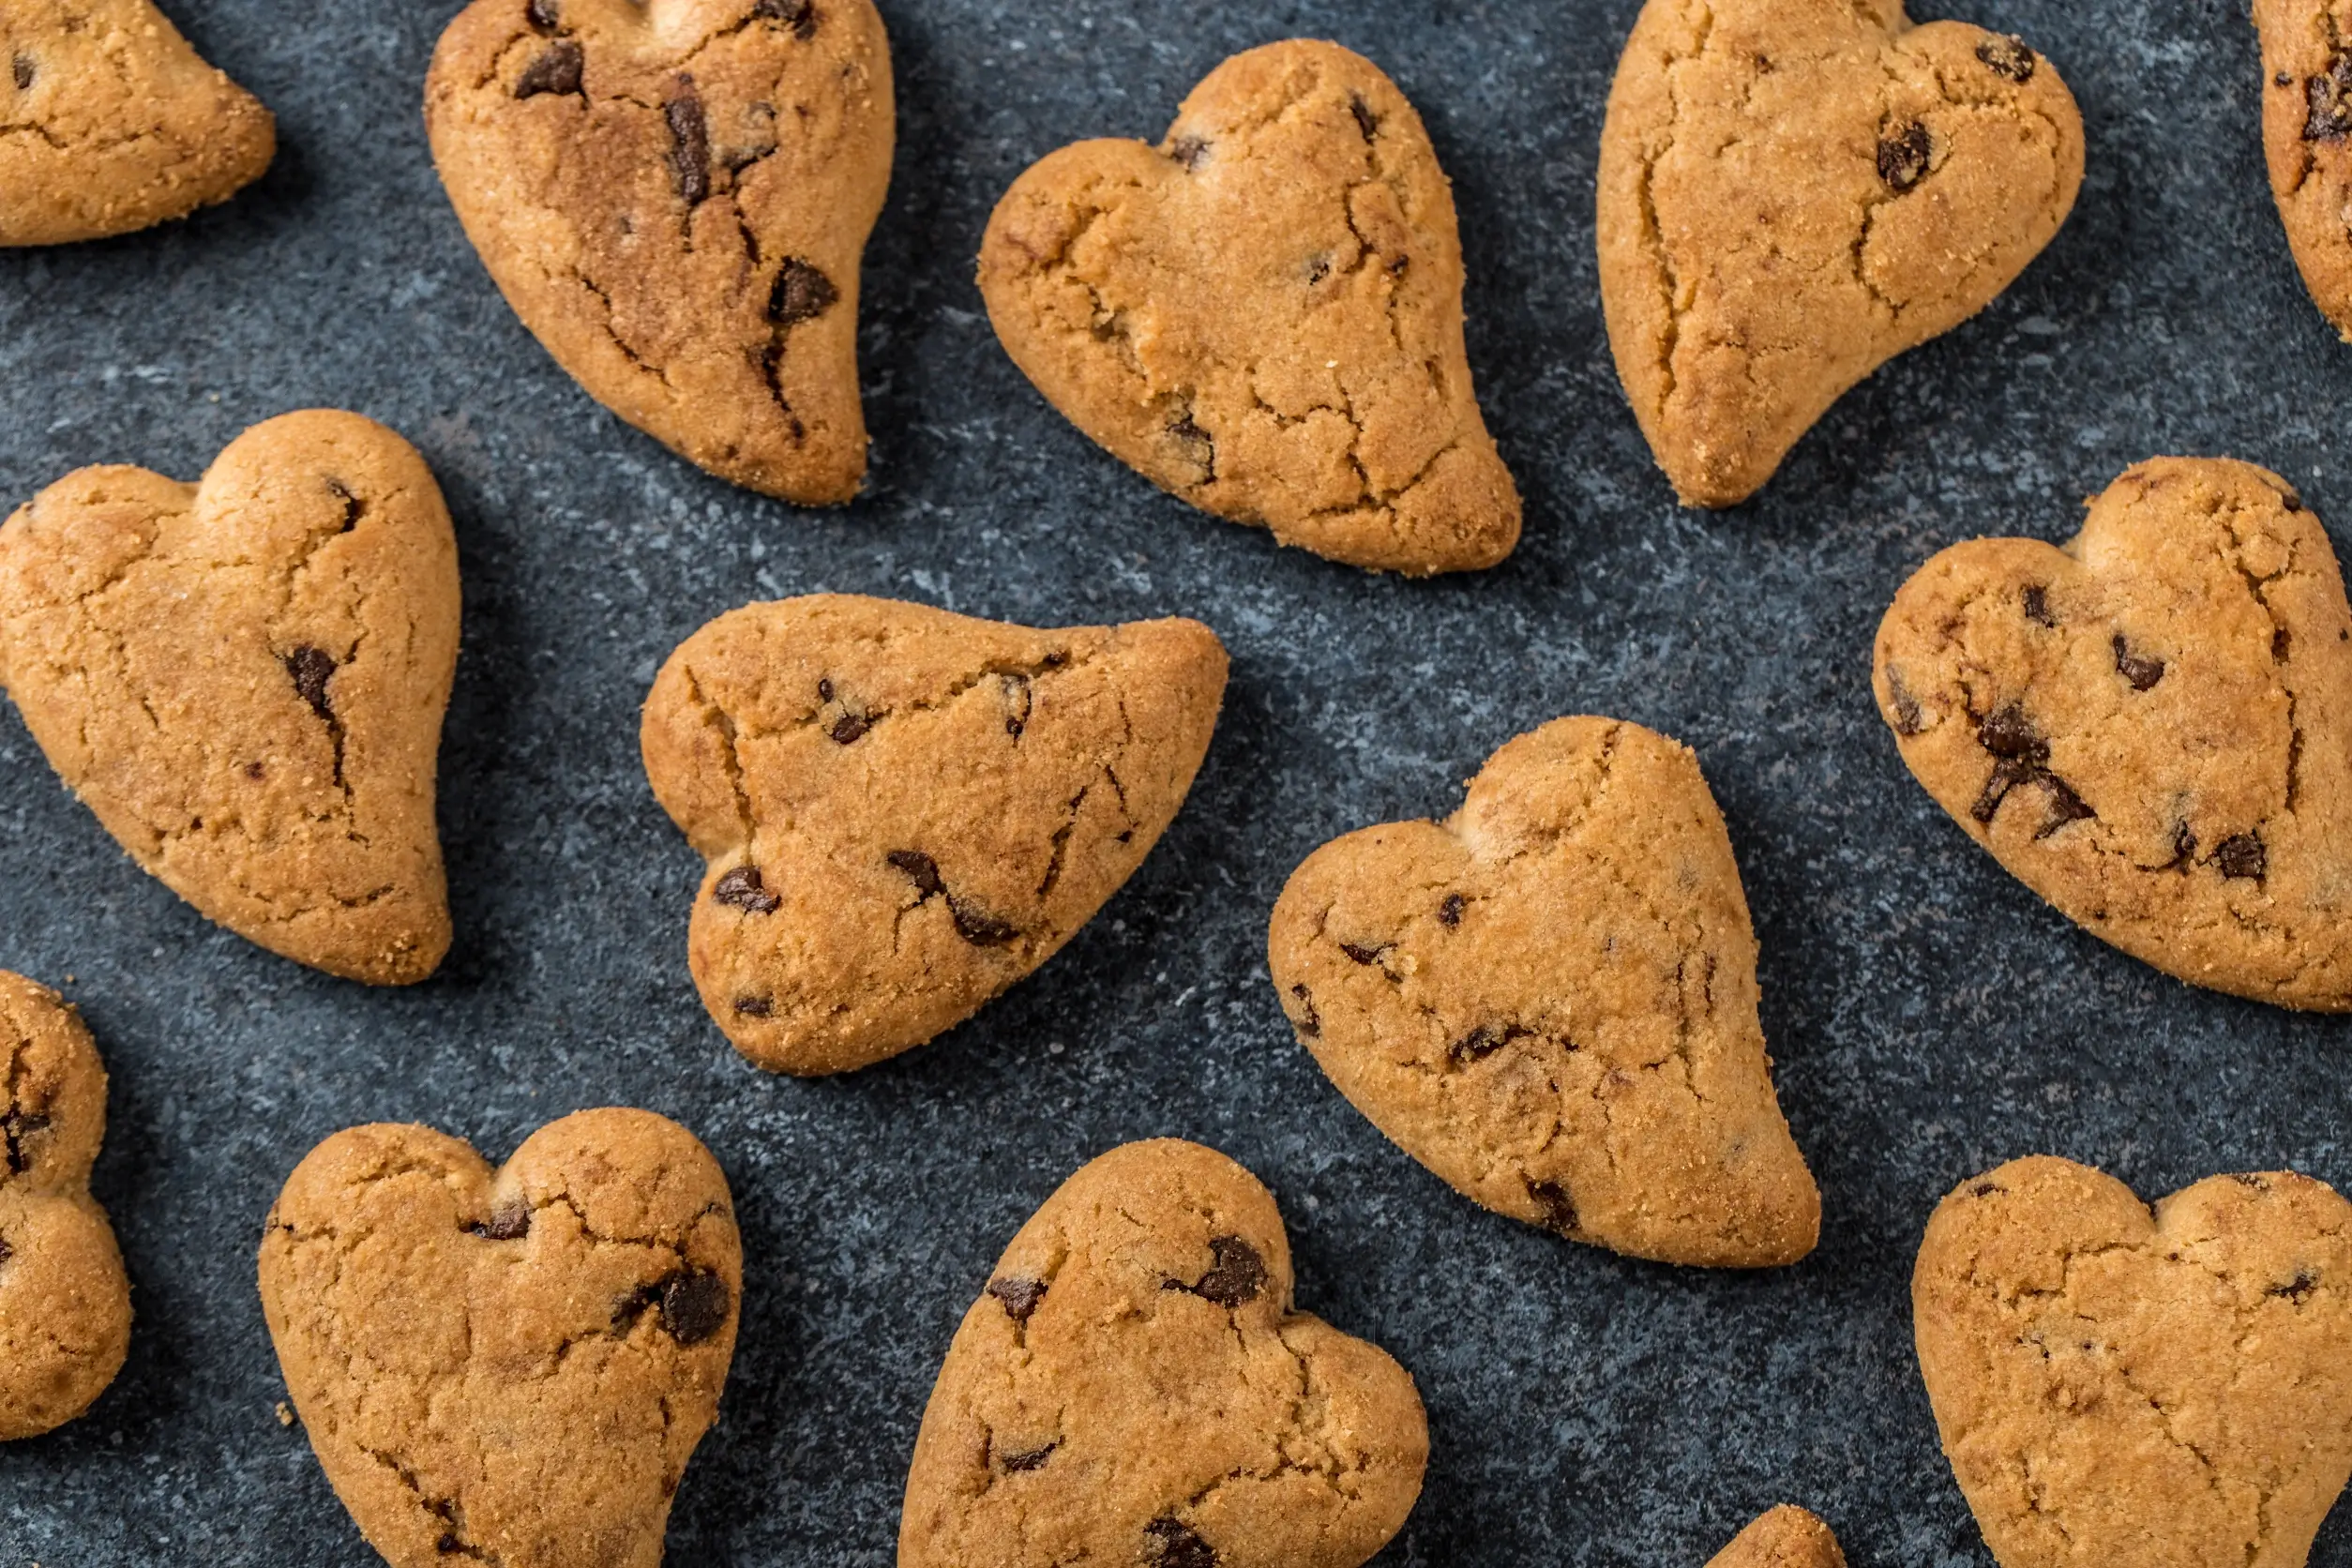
[2, 0, 2348, 1561]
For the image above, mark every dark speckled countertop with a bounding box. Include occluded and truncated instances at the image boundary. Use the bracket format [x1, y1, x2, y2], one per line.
[2, 0, 2347, 1562]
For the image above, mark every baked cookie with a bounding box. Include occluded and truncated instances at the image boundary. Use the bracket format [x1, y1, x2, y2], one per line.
[259, 1108, 740, 1568]
[0, 412, 461, 985]
[0, 0, 273, 247]
[426, 0, 892, 505]
[641, 594, 1228, 1074]
[1874, 458, 2352, 1009]
[2256, 0, 2352, 339]
[0, 972, 131, 1440]
[1597, 0, 2084, 506]
[898, 1138, 1428, 1568]
[978, 40, 1520, 576]
[1268, 717, 1819, 1268]
[1915, 1156, 2352, 1568]
[1708, 1506, 1847, 1568]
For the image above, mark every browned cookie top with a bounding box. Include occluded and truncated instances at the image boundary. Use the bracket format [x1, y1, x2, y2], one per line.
[641, 594, 1228, 1074]
[1874, 458, 2352, 1010]
[1597, 0, 2083, 506]
[0, 412, 461, 985]
[426, 0, 892, 505]
[0, 0, 274, 246]
[898, 1138, 1429, 1568]
[1706, 1506, 1847, 1568]
[979, 39, 1520, 576]
[2255, 0, 2352, 339]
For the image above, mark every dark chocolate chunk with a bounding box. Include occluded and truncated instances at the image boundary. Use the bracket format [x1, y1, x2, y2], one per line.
[1168, 135, 1210, 171]
[1305, 252, 1333, 285]
[817, 677, 835, 701]
[666, 78, 712, 204]
[1438, 893, 1465, 927]
[11, 54, 33, 91]
[1977, 704, 2046, 761]
[988, 1274, 1047, 1324]
[1337, 941, 1389, 967]
[2034, 777, 2096, 838]
[948, 901, 1020, 946]
[1877, 121, 1933, 191]
[1885, 667, 1925, 736]
[2216, 833, 2267, 881]
[2271, 1269, 2318, 1303]
[1170, 1235, 1267, 1307]
[0, 1236, 10, 1265]
[1968, 1180, 2004, 1198]
[2278, 483, 2305, 511]
[888, 849, 946, 899]
[1449, 1023, 1530, 1063]
[283, 646, 339, 720]
[2021, 584, 2057, 626]
[467, 1201, 531, 1241]
[829, 711, 872, 745]
[1287, 983, 1320, 1037]
[1528, 1179, 1579, 1237]
[713, 864, 781, 913]
[2280, 71, 2298, 88]
[245, 761, 267, 780]
[1001, 1440, 1058, 1472]
[754, 0, 820, 38]
[3, 1112, 50, 1174]
[768, 259, 838, 326]
[2166, 822, 2198, 870]
[2274, 628, 2294, 661]
[1145, 1517, 1216, 1568]
[526, 0, 561, 32]
[2307, 58, 2352, 141]
[1975, 34, 2035, 82]
[1168, 411, 1215, 478]
[732, 994, 774, 1018]
[2113, 635, 2165, 691]
[1349, 92, 1380, 142]
[2231, 1172, 2273, 1189]
[514, 39, 582, 99]
[658, 1270, 732, 1345]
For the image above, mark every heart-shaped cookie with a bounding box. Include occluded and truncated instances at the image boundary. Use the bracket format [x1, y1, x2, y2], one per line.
[259, 1108, 740, 1568]
[1268, 717, 1819, 1267]
[2255, 0, 2352, 339]
[641, 593, 1228, 1074]
[1914, 1156, 2352, 1568]
[0, 411, 461, 985]
[1597, 0, 2084, 506]
[898, 1138, 1428, 1568]
[1708, 1507, 1846, 1568]
[977, 39, 1520, 576]
[0, 0, 274, 246]
[426, 0, 892, 505]
[0, 971, 130, 1440]
[1874, 458, 2352, 1008]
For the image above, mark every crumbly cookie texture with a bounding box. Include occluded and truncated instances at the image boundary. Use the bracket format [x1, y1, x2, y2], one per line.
[898, 1138, 1428, 1568]
[641, 594, 1228, 1074]
[1267, 717, 1819, 1268]
[2255, 0, 2352, 339]
[1914, 1156, 2352, 1568]
[1708, 1506, 1847, 1568]
[1874, 458, 2352, 1009]
[0, 972, 130, 1441]
[426, 0, 892, 505]
[1597, 0, 2083, 507]
[0, 0, 273, 246]
[978, 39, 1520, 576]
[0, 412, 460, 985]
[259, 1109, 740, 1568]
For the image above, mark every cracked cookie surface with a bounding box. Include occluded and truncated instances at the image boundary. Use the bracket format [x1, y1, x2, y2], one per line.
[0, 411, 461, 985]
[1267, 717, 1819, 1268]
[977, 39, 1519, 576]
[1707, 1506, 1847, 1568]
[898, 1138, 1427, 1568]
[1914, 1156, 2352, 1568]
[1596, 0, 2083, 507]
[426, 0, 892, 505]
[259, 1108, 741, 1568]
[0, 0, 273, 246]
[1873, 458, 2352, 1009]
[2255, 0, 2352, 338]
[0, 972, 130, 1440]
[641, 594, 1228, 1074]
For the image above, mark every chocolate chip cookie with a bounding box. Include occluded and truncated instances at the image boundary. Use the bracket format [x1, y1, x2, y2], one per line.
[1874, 458, 2352, 1009]
[1709, 1507, 1847, 1568]
[641, 594, 1228, 1074]
[899, 1138, 1428, 1568]
[1597, 0, 2083, 506]
[427, 0, 892, 505]
[979, 39, 1520, 575]
[1268, 716, 1820, 1268]
[2256, 0, 2352, 339]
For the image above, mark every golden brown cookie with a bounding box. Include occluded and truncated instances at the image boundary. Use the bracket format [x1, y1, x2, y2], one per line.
[977, 39, 1520, 576]
[641, 594, 1228, 1074]
[0, 0, 274, 247]
[259, 1108, 740, 1568]
[0, 972, 130, 1440]
[1914, 1156, 2352, 1568]
[0, 412, 461, 985]
[1873, 458, 2352, 1009]
[1707, 1506, 1847, 1568]
[1596, 0, 2084, 507]
[2255, 0, 2352, 339]
[1267, 717, 1819, 1268]
[898, 1138, 1428, 1568]
[426, 0, 892, 505]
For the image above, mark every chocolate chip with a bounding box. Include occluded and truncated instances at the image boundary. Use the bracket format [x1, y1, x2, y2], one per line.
[768, 259, 838, 326]
[1349, 92, 1380, 142]
[1146, 1517, 1216, 1568]
[3, 1112, 50, 1174]
[1337, 941, 1389, 967]
[284, 646, 338, 721]
[1977, 703, 2045, 761]
[2231, 1172, 2273, 1189]
[2271, 1269, 2318, 1302]
[2021, 584, 2056, 626]
[713, 865, 781, 913]
[829, 712, 872, 745]
[733, 994, 774, 1017]
[888, 849, 945, 899]
[526, 0, 561, 32]
[817, 677, 835, 701]
[1168, 135, 1210, 171]
[11, 54, 32, 91]
[658, 1270, 732, 1345]
[1528, 1179, 1579, 1237]
[1884, 667, 1925, 736]
[0, 1237, 10, 1265]
[888, 851, 1019, 945]
[1972, 756, 2043, 822]
[1968, 1180, 2004, 1198]
[1975, 35, 2035, 82]
[2166, 822, 2198, 870]
[467, 1201, 531, 1241]
[2216, 833, 2267, 881]
[1002, 674, 1033, 738]
[1001, 1440, 1058, 1471]
[1877, 121, 1932, 191]
[515, 39, 582, 98]
[1450, 1023, 1530, 1063]
[2035, 778, 2096, 838]
[1168, 411, 1215, 479]
[2274, 628, 2293, 661]
[2278, 483, 2305, 511]
[436, 1533, 462, 1554]
[2307, 58, 2352, 141]
[1171, 1235, 1267, 1307]
[988, 1275, 1047, 1324]
[2280, 71, 2298, 87]
[1287, 983, 1320, 1036]
[245, 761, 266, 780]
[754, 0, 820, 38]
[666, 78, 712, 204]
[2113, 635, 2165, 691]
[1305, 253, 1333, 285]
[1438, 893, 1465, 927]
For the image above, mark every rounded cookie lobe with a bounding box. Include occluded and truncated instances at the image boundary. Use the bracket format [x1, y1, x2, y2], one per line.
[1873, 457, 2352, 1009]
[0, 0, 275, 246]
[1914, 1156, 2352, 1568]
[258, 1108, 742, 1568]
[1597, 0, 2084, 506]
[0, 971, 131, 1441]
[978, 39, 1519, 576]
[1268, 716, 1820, 1268]
[2255, 0, 2352, 339]
[1706, 1506, 1847, 1568]
[641, 594, 1229, 1074]
[0, 411, 461, 985]
[898, 1138, 1429, 1568]
[425, 0, 894, 505]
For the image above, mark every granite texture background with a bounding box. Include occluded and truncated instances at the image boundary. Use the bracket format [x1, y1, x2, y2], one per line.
[2, 0, 2348, 1562]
